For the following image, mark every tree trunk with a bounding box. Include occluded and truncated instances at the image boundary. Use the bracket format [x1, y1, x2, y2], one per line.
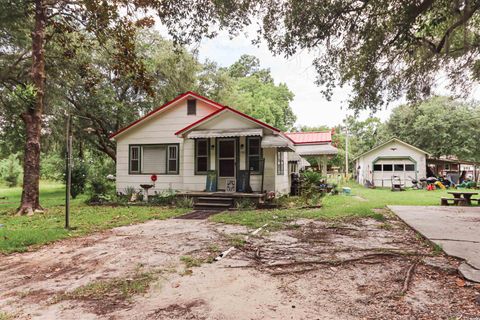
[17, 0, 46, 215]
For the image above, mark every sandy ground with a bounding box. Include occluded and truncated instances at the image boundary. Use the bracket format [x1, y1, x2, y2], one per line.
[1, 212, 479, 320]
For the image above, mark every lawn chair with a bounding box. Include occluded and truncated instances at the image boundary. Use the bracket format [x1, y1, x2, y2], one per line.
[391, 176, 405, 192]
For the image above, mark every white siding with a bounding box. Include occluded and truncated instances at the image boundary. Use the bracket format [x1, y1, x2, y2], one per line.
[115, 98, 291, 194]
[275, 150, 290, 194]
[356, 140, 427, 188]
[195, 111, 259, 130]
[262, 148, 276, 192]
[115, 99, 218, 193]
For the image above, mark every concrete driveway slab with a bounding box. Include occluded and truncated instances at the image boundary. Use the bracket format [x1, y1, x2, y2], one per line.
[389, 205, 480, 282]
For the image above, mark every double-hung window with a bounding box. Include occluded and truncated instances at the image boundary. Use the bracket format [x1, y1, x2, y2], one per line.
[130, 146, 140, 173]
[246, 137, 262, 173]
[195, 139, 209, 174]
[277, 151, 285, 175]
[129, 144, 179, 174]
[167, 145, 178, 173]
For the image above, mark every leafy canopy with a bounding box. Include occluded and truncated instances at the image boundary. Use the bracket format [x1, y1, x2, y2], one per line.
[200, 54, 296, 131]
[161, 0, 480, 112]
[384, 96, 480, 161]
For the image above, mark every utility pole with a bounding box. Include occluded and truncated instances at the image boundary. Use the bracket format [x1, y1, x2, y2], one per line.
[345, 126, 349, 178]
[65, 114, 72, 229]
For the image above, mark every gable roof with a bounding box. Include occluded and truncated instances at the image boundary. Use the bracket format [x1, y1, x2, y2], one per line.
[175, 106, 281, 136]
[109, 91, 224, 139]
[354, 138, 430, 160]
[285, 131, 332, 144]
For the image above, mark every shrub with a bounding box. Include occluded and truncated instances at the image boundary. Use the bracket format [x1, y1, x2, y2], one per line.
[300, 170, 325, 206]
[175, 196, 193, 208]
[0, 153, 23, 187]
[123, 186, 137, 199]
[301, 170, 322, 186]
[150, 189, 176, 205]
[234, 198, 257, 210]
[40, 153, 64, 181]
[65, 159, 88, 199]
[87, 176, 115, 204]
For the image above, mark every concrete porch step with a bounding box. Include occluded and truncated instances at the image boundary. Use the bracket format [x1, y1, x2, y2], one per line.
[194, 202, 232, 207]
[197, 197, 234, 202]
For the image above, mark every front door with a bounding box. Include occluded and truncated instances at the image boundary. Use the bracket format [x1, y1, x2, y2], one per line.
[217, 138, 236, 190]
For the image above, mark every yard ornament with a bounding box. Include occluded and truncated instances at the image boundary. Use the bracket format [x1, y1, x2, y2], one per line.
[151, 174, 157, 182]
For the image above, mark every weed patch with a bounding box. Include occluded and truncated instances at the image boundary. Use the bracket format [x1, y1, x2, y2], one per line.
[0, 311, 12, 320]
[53, 270, 158, 314]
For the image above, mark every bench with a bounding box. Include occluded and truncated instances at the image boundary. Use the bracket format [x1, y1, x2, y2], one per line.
[470, 198, 480, 205]
[440, 197, 467, 206]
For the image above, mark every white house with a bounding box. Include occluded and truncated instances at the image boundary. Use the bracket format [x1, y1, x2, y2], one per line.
[355, 138, 429, 187]
[110, 92, 303, 195]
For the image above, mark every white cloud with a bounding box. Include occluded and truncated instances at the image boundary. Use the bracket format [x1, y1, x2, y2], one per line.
[192, 29, 396, 128]
[154, 23, 477, 128]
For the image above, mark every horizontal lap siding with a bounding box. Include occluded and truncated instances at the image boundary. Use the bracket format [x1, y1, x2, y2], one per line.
[276, 151, 290, 194]
[262, 148, 276, 192]
[357, 141, 427, 188]
[115, 100, 217, 193]
[182, 139, 207, 190]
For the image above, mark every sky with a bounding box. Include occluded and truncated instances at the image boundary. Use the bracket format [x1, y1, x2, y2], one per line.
[192, 29, 394, 128]
[155, 24, 479, 129]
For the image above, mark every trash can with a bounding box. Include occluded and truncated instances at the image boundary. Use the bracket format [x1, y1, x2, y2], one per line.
[342, 187, 352, 195]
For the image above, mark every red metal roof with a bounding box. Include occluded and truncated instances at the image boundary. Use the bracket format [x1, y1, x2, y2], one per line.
[109, 91, 224, 139]
[284, 131, 332, 144]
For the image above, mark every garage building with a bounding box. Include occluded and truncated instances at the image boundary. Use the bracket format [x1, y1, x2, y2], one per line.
[355, 138, 429, 188]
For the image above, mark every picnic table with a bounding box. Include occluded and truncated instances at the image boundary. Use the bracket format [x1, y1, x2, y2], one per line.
[446, 191, 479, 206]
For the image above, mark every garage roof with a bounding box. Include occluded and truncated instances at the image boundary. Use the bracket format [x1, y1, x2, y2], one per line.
[353, 138, 430, 160]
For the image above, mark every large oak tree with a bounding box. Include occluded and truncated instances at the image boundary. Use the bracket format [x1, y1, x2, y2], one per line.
[2, 0, 198, 215]
[163, 0, 480, 111]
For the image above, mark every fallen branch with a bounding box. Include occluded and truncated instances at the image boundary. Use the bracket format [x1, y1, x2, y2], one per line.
[214, 223, 269, 262]
[401, 260, 419, 295]
[267, 252, 404, 269]
[226, 251, 415, 270]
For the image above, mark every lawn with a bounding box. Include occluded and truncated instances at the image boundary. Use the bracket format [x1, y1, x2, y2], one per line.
[210, 183, 466, 229]
[0, 181, 472, 253]
[0, 182, 188, 254]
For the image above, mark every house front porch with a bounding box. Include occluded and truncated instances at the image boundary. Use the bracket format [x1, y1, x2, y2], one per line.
[176, 190, 265, 210]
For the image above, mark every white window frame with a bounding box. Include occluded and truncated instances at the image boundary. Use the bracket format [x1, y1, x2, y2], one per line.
[129, 146, 141, 174]
[129, 144, 179, 175]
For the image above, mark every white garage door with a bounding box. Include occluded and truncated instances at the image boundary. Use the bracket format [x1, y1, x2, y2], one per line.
[372, 159, 416, 187]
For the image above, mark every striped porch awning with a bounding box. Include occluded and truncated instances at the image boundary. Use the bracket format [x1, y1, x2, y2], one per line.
[261, 135, 295, 151]
[295, 144, 339, 156]
[186, 128, 263, 139]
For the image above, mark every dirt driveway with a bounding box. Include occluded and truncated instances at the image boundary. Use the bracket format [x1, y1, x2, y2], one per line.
[1, 212, 479, 319]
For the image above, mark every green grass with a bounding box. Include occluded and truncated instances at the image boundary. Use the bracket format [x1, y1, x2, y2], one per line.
[0, 182, 188, 254]
[180, 255, 204, 268]
[0, 181, 86, 211]
[210, 183, 469, 229]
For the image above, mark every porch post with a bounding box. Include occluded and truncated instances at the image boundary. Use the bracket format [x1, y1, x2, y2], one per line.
[322, 155, 328, 177]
